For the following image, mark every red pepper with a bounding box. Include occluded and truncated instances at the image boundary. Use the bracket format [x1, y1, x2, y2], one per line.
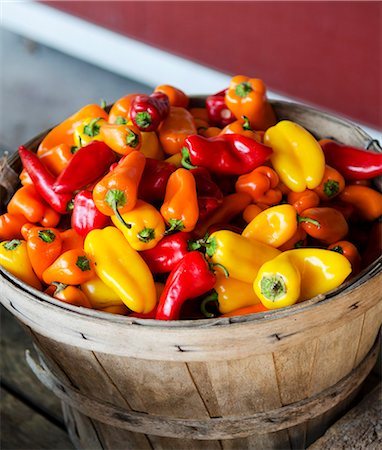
[182, 133, 272, 175]
[130, 92, 170, 132]
[140, 232, 192, 273]
[155, 251, 216, 320]
[138, 158, 176, 203]
[320, 140, 382, 180]
[190, 167, 223, 220]
[53, 141, 116, 194]
[71, 190, 111, 238]
[206, 89, 235, 127]
[18, 146, 73, 214]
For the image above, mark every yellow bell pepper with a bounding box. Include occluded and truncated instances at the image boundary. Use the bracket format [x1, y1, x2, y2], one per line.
[242, 204, 298, 248]
[206, 230, 280, 283]
[214, 272, 261, 314]
[84, 227, 156, 313]
[0, 239, 41, 290]
[73, 117, 107, 148]
[81, 274, 124, 309]
[254, 248, 352, 309]
[111, 200, 166, 251]
[264, 120, 325, 192]
[140, 131, 165, 160]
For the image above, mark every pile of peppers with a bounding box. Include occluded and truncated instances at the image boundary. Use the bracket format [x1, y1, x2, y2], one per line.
[1, 75, 382, 320]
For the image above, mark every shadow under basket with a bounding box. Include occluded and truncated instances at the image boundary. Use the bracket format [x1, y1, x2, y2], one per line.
[1, 99, 381, 450]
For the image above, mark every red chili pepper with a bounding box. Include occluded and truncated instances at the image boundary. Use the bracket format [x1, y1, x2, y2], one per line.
[190, 167, 223, 220]
[320, 140, 382, 180]
[155, 251, 217, 320]
[206, 89, 235, 127]
[71, 190, 111, 238]
[53, 141, 116, 194]
[140, 232, 192, 273]
[18, 146, 73, 214]
[138, 158, 176, 203]
[130, 92, 170, 132]
[182, 134, 272, 176]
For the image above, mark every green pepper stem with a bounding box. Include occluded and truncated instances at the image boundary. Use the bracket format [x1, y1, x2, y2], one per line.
[164, 219, 185, 235]
[181, 147, 198, 170]
[200, 290, 219, 318]
[210, 263, 229, 278]
[298, 215, 321, 228]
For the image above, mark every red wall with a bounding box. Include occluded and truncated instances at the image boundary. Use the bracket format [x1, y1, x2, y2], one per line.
[47, 1, 381, 128]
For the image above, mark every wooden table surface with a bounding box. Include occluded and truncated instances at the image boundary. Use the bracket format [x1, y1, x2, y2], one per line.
[1, 302, 381, 450]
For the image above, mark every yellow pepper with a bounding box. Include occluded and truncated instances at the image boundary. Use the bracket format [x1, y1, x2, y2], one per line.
[242, 204, 298, 248]
[81, 274, 124, 309]
[164, 152, 183, 168]
[214, 272, 261, 314]
[84, 227, 156, 313]
[140, 131, 165, 160]
[254, 248, 352, 309]
[73, 117, 107, 148]
[0, 239, 41, 290]
[264, 120, 325, 192]
[205, 230, 280, 283]
[111, 200, 166, 251]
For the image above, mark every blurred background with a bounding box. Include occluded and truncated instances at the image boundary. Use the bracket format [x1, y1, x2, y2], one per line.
[1, 0, 381, 155]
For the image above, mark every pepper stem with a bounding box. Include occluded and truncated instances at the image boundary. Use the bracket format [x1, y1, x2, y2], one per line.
[105, 189, 132, 230]
[181, 147, 198, 170]
[200, 290, 219, 318]
[38, 229, 56, 243]
[164, 219, 185, 235]
[138, 227, 155, 243]
[298, 215, 321, 228]
[210, 262, 230, 278]
[260, 274, 287, 301]
[3, 239, 21, 251]
[241, 115, 252, 131]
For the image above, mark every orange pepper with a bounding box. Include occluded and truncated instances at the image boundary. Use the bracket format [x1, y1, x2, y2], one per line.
[38, 104, 108, 155]
[287, 189, 320, 215]
[47, 284, 92, 308]
[7, 186, 61, 227]
[158, 106, 197, 155]
[25, 226, 63, 280]
[221, 302, 269, 317]
[140, 131, 164, 160]
[93, 150, 146, 217]
[38, 143, 73, 177]
[313, 165, 345, 201]
[42, 248, 95, 285]
[100, 304, 130, 315]
[60, 228, 84, 252]
[160, 168, 199, 232]
[338, 185, 382, 221]
[108, 93, 140, 124]
[194, 192, 252, 238]
[19, 169, 33, 186]
[220, 115, 262, 142]
[242, 203, 268, 223]
[278, 226, 307, 251]
[0, 213, 28, 241]
[193, 117, 210, 134]
[235, 166, 282, 205]
[154, 85, 189, 108]
[328, 240, 361, 275]
[299, 207, 349, 244]
[188, 107, 209, 122]
[199, 127, 221, 138]
[225, 75, 276, 130]
[99, 122, 142, 155]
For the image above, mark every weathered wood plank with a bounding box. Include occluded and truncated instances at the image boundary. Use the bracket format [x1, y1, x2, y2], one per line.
[0, 306, 63, 421]
[0, 387, 73, 450]
[307, 383, 382, 450]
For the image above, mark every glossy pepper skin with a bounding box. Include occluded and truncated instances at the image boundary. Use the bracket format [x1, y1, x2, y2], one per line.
[225, 76, 276, 130]
[328, 240, 361, 275]
[190, 167, 223, 220]
[160, 168, 199, 233]
[313, 165, 345, 201]
[206, 89, 235, 127]
[24, 227, 63, 280]
[220, 115, 262, 141]
[81, 274, 124, 309]
[138, 158, 176, 203]
[154, 84, 189, 108]
[0, 239, 41, 290]
[140, 232, 192, 273]
[299, 207, 349, 244]
[155, 251, 216, 320]
[39, 143, 73, 177]
[235, 166, 282, 205]
[7, 185, 61, 227]
[254, 248, 352, 306]
[242, 204, 298, 248]
[183, 133, 272, 176]
[47, 284, 92, 308]
[111, 200, 166, 250]
[0, 213, 28, 241]
[320, 139, 382, 180]
[99, 122, 142, 155]
[108, 93, 139, 125]
[130, 92, 170, 132]
[72, 190, 111, 238]
[42, 248, 95, 285]
[84, 227, 156, 314]
[264, 121, 325, 192]
[53, 141, 116, 194]
[93, 150, 146, 218]
[73, 117, 107, 148]
[205, 230, 280, 283]
[18, 146, 73, 214]
[338, 185, 382, 221]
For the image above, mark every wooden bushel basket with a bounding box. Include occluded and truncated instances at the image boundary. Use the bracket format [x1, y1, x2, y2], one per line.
[1, 99, 381, 450]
